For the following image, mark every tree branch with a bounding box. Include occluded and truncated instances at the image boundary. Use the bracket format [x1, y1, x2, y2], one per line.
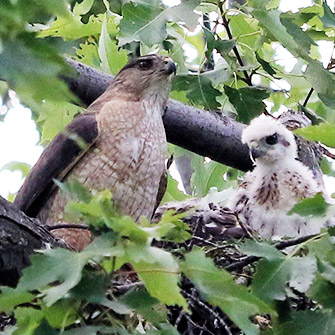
[64, 58, 253, 172]
[0, 196, 64, 286]
[225, 234, 320, 271]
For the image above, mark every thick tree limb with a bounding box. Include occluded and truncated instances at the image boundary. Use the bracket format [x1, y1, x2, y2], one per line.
[65, 58, 253, 172]
[0, 196, 64, 286]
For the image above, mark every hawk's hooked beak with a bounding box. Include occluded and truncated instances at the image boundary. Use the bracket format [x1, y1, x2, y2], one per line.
[249, 143, 266, 162]
[163, 58, 176, 75]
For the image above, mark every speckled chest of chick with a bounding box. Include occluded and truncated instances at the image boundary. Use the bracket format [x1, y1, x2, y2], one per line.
[230, 115, 323, 239]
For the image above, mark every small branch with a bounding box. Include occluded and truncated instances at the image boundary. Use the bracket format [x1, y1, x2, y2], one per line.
[225, 233, 320, 271]
[303, 88, 314, 107]
[192, 236, 221, 247]
[219, 6, 252, 86]
[113, 282, 144, 295]
[46, 223, 89, 231]
[184, 314, 216, 335]
[182, 289, 233, 335]
[321, 145, 335, 160]
[275, 234, 319, 250]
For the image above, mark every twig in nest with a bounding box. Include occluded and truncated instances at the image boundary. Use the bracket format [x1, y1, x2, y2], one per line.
[225, 233, 320, 271]
[113, 282, 144, 295]
[181, 289, 233, 335]
[46, 223, 89, 231]
[321, 146, 335, 160]
[184, 313, 216, 335]
[192, 236, 220, 247]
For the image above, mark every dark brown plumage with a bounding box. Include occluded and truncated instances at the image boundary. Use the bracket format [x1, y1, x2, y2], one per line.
[15, 54, 176, 250]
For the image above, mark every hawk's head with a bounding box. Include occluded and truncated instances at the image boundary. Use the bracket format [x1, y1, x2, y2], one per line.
[113, 54, 176, 103]
[242, 114, 297, 165]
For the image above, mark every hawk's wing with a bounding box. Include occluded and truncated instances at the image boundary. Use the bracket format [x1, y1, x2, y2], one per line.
[14, 112, 98, 217]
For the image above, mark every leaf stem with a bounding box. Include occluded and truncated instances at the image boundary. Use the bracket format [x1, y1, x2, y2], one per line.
[219, 5, 252, 86]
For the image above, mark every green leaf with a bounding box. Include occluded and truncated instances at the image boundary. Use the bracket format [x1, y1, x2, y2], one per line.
[157, 210, 191, 243]
[56, 179, 93, 203]
[173, 74, 221, 110]
[181, 249, 272, 335]
[32, 0, 70, 17]
[117, 288, 167, 325]
[239, 240, 284, 261]
[70, 270, 109, 304]
[317, 260, 335, 286]
[0, 36, 74, 110]
[42, 299, 78, 328]
[119, 0, 200, 46]
[288, 193, 330, 217]
[251, 258, 291, 303]
[75, 41, 100, 67]
[0, 287, 34, 312]
[250, 7, 302, 57]
[309, 274, 335, 310]
[37, 101, 82, 144]
[203, 26, 215, 60]
[320, 2, 335, 29]
[271, 310, 335, 335]
[17, 235, 123, 306]
[304, 60, 335, 109]
[308, 235, 335, 264]
[252, 255, 317, 303]
[295, 123, 335, 148]
[255, 52, 276, 76]
[229, 14, 260, 50]
[224, 86, 269, 124]
[289, 257, 317, 292]
[125, 243, 187, 308]
[161, 175, 188, 202]
[98, 14, 128, 74]
[62, 326, 104, 335]
[0, 161, 31, 178]
[250, 5, 335, 110]
[39, 0, 119, 41]
[215, 39, 236, 55]
[17, 249, 86, 306]
[35, 320, 59, 335]
[190, 156, 230, 197]
[280, 17, 316, 53]
[202, 60, 231, 86]
[14, 307, 44, 335]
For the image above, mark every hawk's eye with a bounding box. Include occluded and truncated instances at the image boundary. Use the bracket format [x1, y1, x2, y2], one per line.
[138, 59, 153, 70]
[265, 133, 278, 145]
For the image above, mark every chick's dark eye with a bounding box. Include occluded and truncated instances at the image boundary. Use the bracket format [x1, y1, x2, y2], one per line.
[265, 133, 278, 145]
[138, 60, 153, 70]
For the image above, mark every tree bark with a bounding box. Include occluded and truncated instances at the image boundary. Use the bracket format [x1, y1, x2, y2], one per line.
[0, 196, 63, 286]
[65, 58, 253, 172]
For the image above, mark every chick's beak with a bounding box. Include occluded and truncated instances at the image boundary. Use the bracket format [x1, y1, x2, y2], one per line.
[164, 58, 176, 75]
[251, 148, 262, 160]
[249, 142, 266, 162]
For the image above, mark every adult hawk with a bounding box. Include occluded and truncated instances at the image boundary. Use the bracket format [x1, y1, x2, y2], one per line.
[15, 54, 176, 250]
[229, 114, 327, 239]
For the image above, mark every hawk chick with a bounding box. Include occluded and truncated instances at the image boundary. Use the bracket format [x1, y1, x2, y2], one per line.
[230, 114, 325, 239]
[15, 54, 176, 250]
